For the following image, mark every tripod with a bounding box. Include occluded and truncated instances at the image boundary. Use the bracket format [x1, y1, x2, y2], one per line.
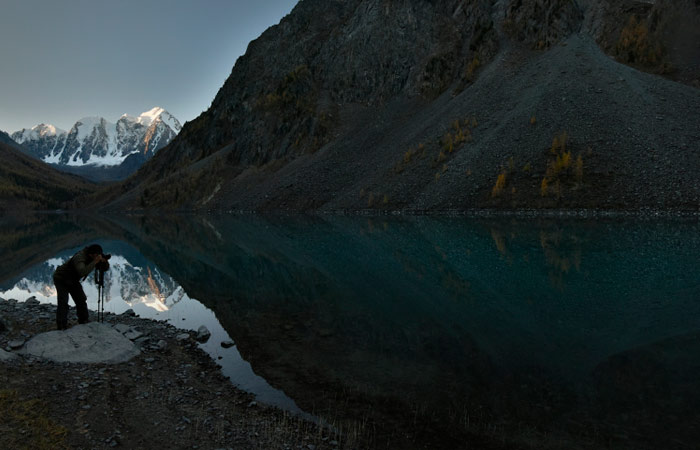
[95, 269, 107, 323]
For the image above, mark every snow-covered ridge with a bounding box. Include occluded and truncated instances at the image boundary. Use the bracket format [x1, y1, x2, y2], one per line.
[12, 107, 181, 168]
[13, 124, 66, 143]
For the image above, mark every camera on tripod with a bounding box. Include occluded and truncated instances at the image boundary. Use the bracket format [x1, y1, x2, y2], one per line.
[94, 254, 111, 323]
[96, 253, 111, 273]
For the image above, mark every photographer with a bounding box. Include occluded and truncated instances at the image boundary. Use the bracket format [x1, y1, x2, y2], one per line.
[52, 244, 109, 330]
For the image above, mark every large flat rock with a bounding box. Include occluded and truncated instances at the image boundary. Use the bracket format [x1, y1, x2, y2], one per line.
[20, 322, 140, 364]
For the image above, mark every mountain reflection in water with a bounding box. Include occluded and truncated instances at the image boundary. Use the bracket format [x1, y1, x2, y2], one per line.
[0, 236, 303, 413]
[1, 213, 699, 450]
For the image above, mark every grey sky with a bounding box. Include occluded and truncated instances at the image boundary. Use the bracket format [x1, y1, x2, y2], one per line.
[0, 0, 298, 133]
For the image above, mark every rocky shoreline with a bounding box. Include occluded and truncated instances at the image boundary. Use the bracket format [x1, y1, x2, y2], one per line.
[0, 298, 348, 450]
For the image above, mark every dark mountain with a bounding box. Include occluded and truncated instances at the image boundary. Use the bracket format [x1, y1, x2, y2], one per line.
[99, 0, 700, 212]
[0, 141, 93, 211]
[0, 129, 23, 149]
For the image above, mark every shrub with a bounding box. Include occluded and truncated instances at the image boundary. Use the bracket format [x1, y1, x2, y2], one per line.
[541, 131, 583, 197]
[492, 172, 507, 197]
[616, 15, 664, 66]
[465, 56, 481, 82]
[574, 154, 584, 185]
[442, 133, 454, 153]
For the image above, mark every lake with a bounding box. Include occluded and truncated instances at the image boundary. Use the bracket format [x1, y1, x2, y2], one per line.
[1, 213, 699, 449]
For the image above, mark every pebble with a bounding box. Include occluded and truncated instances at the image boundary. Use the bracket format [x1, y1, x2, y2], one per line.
[176, 333, 190, 341]
[0, 348, 17, 361]
[113, 324, 131, 334]
[124, 329, 144, 341]
[220, 340, 235, 349]
[8, 339, 25, 350]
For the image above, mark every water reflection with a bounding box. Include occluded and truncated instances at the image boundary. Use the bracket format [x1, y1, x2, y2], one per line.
[1, 213, 699, 449]
[0, 236, 303, 413]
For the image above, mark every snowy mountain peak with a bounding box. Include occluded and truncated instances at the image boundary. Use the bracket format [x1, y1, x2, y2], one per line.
[13, 123, 66, 144]
[138, 107, 166, 126]
[12, 108, 181, 169]
[35, 123, 65, 136]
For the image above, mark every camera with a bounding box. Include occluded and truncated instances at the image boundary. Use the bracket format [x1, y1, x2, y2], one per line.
[96, 254, 111, 272]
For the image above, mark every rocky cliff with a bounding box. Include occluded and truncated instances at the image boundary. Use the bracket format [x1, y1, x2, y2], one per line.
[101, 0, 700, 212]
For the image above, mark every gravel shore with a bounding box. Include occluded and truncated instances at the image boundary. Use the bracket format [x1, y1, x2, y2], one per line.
[0, 298, 348, 450]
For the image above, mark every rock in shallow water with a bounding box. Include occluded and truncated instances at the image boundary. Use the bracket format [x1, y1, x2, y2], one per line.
[196, 326, 211, 343]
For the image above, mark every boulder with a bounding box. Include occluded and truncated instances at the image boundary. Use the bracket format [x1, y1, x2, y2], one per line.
[20, 323, 140, 364]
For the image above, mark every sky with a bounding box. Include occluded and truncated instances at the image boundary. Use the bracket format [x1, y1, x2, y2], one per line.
[0, 0, 298, 133]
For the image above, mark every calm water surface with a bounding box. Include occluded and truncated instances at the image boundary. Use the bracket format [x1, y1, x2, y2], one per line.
[1, 214, 699, 449]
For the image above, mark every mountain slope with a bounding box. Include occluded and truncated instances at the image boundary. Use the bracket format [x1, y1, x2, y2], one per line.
[12, 108, 181, 182]
[102, 0, 700, 212]
[0, 141, 93, 211]
[0, 129, 23, 149]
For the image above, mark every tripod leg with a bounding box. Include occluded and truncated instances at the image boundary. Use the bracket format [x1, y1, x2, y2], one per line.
[101, 286, 104, 322]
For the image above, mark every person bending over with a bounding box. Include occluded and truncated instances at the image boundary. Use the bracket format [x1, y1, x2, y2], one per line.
[53, 244, 107, 330]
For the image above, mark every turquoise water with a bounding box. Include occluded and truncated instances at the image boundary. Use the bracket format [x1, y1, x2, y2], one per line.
[2, 214, 699, 449]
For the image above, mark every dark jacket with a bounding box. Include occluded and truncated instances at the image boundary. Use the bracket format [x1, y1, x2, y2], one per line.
[53, 248, 98, 283]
